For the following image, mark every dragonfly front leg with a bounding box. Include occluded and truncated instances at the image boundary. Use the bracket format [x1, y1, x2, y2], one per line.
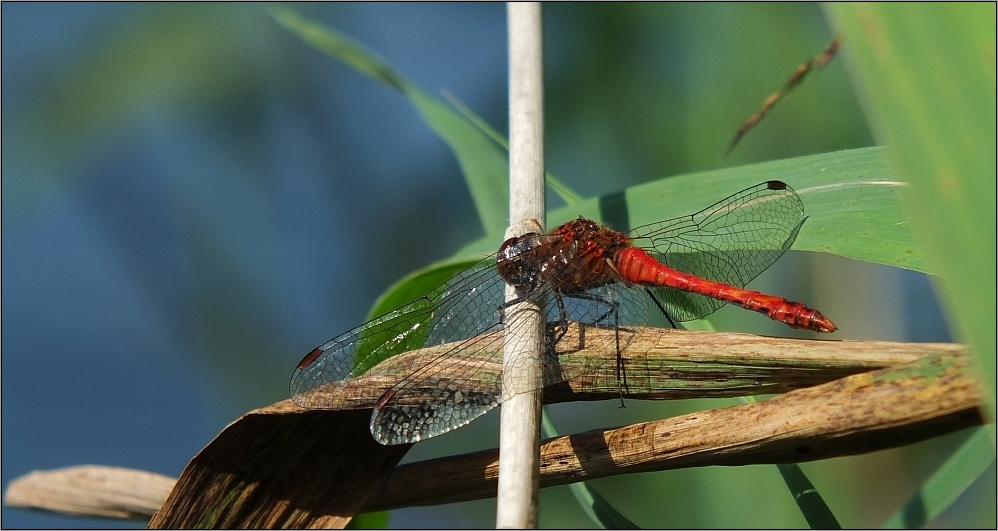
[496, 295, 527, 324]
[563, 291, 627, 405]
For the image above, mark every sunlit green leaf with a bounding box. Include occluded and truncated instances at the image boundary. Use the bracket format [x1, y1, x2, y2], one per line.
[367, 258, 481, 319]
[347, 510, 391, 529]
[451, 147, 919, 272]
[354, 258, 482, 374]
[546, 146, 924, 273]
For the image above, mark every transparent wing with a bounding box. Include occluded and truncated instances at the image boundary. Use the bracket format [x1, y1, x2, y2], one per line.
[289, 256, 502, 410]
[367, 258, 511, 445]
[370, 270, 652, 445]
[627, 180, 805, 322]
[371, 236, 648, 444]
[295, 233, 654, 446]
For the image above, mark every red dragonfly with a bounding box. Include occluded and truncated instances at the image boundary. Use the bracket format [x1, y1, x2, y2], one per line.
[291, 180, 835, 445]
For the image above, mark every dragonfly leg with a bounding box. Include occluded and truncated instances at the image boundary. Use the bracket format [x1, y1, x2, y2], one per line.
[560, 291, 617, 327]
[497, 294, 530, 324]
[645, 288, 679, 329]
[538, 295, 572, 356]
[563, 291, 627, 406]
[555, 294, 570, 342]
[613, 298, 626, 407]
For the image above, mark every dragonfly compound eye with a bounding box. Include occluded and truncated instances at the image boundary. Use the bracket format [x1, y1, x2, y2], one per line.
[497, 234, 542, 292]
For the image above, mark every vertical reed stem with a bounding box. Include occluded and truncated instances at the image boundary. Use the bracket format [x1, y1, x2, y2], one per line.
[496, 2, 545, 528]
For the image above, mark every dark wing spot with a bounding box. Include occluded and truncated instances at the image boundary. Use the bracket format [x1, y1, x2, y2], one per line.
[297, 348, 323, 370]
[766, 180, 788, 190]
[375, 389, 398, 409]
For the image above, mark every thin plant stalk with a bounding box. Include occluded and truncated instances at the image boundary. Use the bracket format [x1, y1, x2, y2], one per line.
[496, 2, 546, 528]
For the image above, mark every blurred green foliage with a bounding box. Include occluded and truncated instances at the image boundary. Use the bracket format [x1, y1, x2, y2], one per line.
[825, 2, 996, 414]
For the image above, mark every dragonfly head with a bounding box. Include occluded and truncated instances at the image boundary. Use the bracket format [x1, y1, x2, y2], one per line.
[497, 233, 543, 293]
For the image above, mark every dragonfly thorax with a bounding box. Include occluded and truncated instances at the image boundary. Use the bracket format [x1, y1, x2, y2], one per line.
[497, 218, 633, 296]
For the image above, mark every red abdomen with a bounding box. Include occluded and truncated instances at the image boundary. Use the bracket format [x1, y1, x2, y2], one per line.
[615, 247, 836, 333]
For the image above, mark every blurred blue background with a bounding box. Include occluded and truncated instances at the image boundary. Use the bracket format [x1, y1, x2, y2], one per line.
[2, 3, 991, 528]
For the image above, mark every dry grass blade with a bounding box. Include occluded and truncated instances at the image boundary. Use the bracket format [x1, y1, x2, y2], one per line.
[3, 465, 175, 520]
[726, 35, 842, 156]
[7, 328, 975, 527]
[299, 324, 957, 408]
[148, 328, 968, 527]
[147, 408, 411, 529]
[363, 349, 983, 510]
